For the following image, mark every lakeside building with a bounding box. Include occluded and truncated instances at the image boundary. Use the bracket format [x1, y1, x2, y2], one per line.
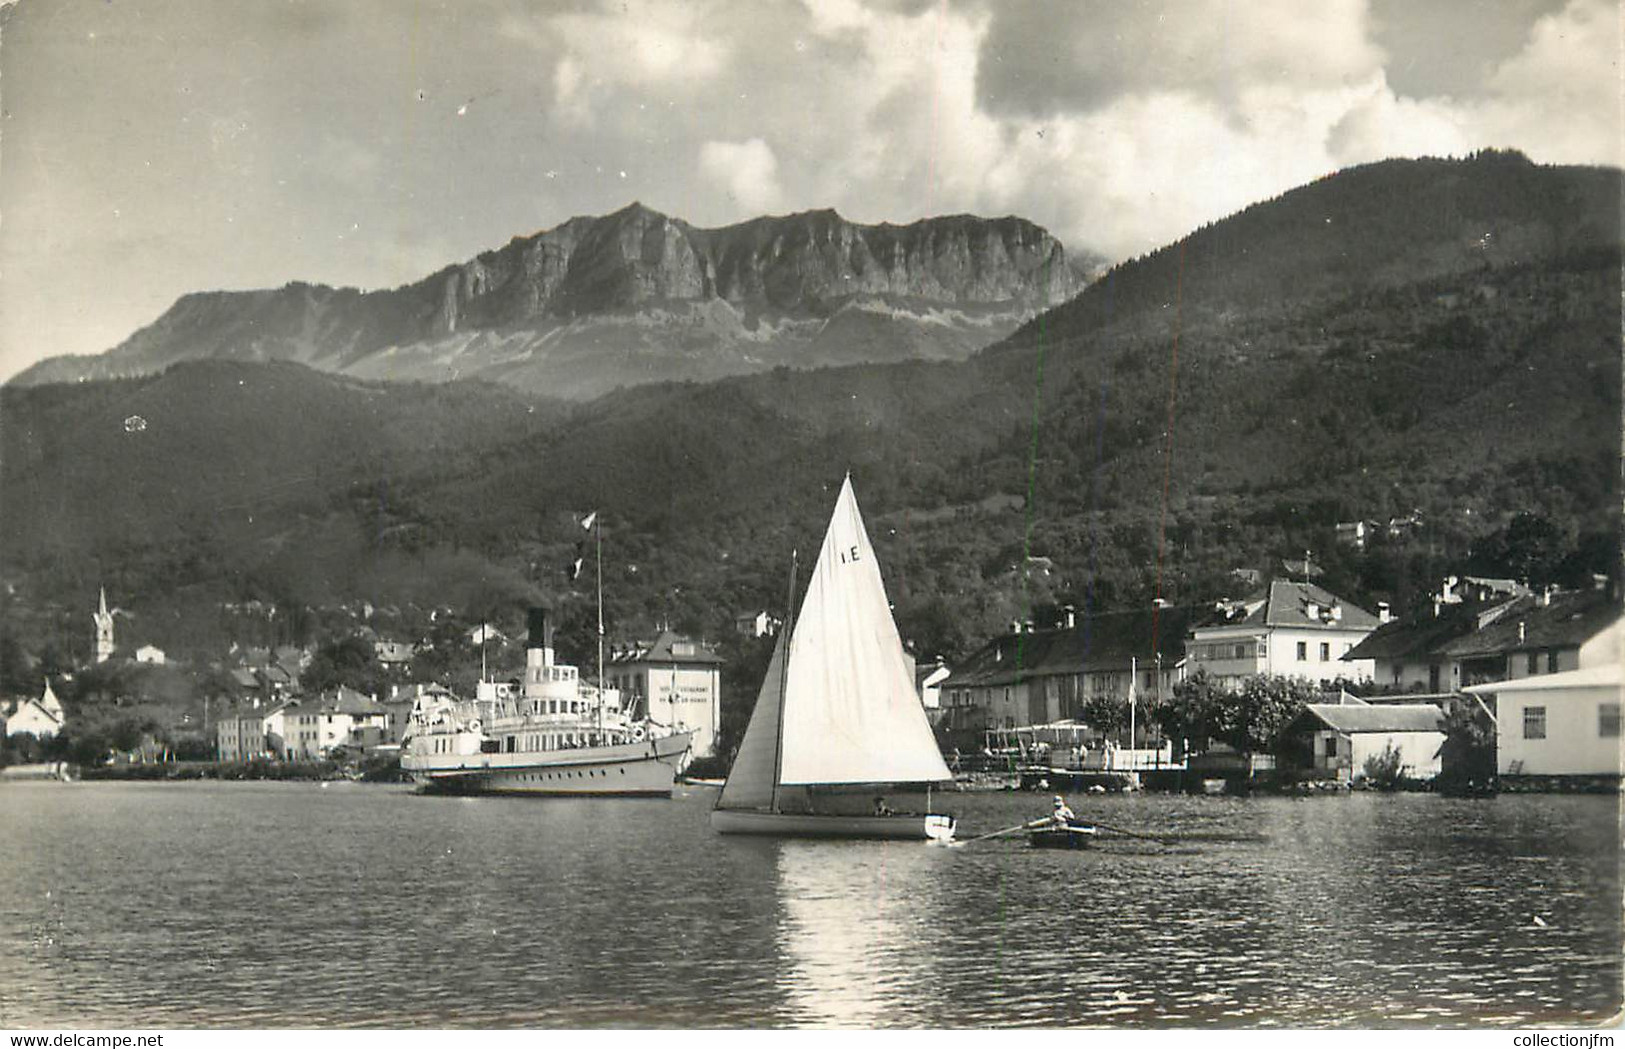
[939, 605, 1200, 744]
[1347, 585, 1622, 692]
[606, 631, 722, 758]
[1466, 664, 1623, 783]
[1285, 702, 1447, 782]
[216, 700, 294, 761]
[282, 687, 392, 759]
[1187, 580, 1379, 688]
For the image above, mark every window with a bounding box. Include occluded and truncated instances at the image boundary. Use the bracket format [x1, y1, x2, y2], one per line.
[1325, 735, 1338, 757]
[1547, 650, 1560, 674]
[1526, 652, 1538, 675]
[1319, 643, 1330, 662]
[1296, 642, 1307, 661]
[1522, 706, 1546, 741]
[1600, 704, 1621, 738]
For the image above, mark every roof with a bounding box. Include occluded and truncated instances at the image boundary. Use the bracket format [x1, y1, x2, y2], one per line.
[1345, 600, 1503, 662]
[942, 605, 1203, 689]
[1435, 590, 1620, 659]
[1300, 703, 1445, 734]
[610, 630, 723, 666]
[315, 685, 387, 716]
[1204, 580, 1379, 632]
[229, 668, 260, 689]
[1465, 663, 1622, 694]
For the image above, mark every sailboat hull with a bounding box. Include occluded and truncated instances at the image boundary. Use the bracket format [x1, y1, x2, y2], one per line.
[711, 808, 956, 841]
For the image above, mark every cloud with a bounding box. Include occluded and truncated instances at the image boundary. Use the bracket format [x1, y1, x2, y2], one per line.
[1475, 0, 1622, 164]
[1326, 77, 1473, 165]
[976, 0, 1384, 119]
[699, 138, 786, 213]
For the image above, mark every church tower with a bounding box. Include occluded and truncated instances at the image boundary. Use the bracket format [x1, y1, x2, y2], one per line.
[93, 587, 115, 663]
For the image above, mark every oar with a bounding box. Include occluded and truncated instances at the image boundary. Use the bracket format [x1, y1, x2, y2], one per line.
[952, 819, 1046, 846]
[1089, 820, 1176, 844]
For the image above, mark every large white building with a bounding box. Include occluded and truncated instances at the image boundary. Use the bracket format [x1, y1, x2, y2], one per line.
[607, 632, 723, 758]
[1187, 580, 1378, 688]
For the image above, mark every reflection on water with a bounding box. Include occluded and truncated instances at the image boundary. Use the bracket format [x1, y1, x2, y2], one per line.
[775, 840, 950, 1027]
[0, 782, 1618, 1028]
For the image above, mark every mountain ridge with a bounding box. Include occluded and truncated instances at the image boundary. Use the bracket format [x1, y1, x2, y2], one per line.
[10, 206, 1083, 398]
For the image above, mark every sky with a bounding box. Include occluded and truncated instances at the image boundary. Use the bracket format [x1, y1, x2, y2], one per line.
[0, 0, 1618, 381]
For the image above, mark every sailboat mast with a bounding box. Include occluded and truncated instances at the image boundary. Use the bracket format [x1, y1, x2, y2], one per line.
[770, 548, 798, 814]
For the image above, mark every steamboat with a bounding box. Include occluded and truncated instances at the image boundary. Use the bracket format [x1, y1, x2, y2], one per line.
[402, 608, 693, 796]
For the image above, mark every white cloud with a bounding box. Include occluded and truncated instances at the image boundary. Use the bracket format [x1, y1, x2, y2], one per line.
[1477, 0, 1622, 164]
[1326, 76, 1473, 165]
[699, 138, 785, 213]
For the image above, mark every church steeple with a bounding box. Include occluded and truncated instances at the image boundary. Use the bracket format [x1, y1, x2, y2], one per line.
[93, 586, 115, 663]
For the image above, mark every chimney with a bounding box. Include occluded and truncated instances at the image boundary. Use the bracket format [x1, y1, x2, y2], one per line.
[1377, 601, 1392, 624]
[527, 607, 551, 648]
[1518, 620, 1526, 644]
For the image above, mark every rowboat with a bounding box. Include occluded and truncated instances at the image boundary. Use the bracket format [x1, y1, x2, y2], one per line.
[1028, 822, 1099, 849]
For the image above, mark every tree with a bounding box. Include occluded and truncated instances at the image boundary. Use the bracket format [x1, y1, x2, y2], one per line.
[0, 629, 33, 697]
[1437, 694, 1497, 789]
[1081, 694, 1126, 735]
[302, 635, 383, 696]
[1157, 671, 1320, 755]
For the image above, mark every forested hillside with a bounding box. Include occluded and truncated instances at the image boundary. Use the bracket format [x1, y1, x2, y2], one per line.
[2, 153, 1618, 671]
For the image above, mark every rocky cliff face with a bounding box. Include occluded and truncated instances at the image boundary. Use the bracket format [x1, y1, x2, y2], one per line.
[15, 205, 1082, 398]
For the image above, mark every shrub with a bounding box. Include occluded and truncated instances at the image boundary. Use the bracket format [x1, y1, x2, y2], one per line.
[1362, 742, 1405, 790]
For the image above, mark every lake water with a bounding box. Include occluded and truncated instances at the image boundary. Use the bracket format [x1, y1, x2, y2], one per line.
[0, 781, 1619, 1028]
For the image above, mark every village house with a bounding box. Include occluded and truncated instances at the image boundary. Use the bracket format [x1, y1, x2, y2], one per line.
[913, 656, 951, 719]
[282, 686, 392, 759]
[1187, 580, 1379, 688]
[939, 605, 1200, 743]
[134, 644, 167, 665]
[6, 680, 66, 740]
[1285, 701, 1448, 782]
[606, 631, 723, 758]
[467, 623, 507, 646]
[373, 639, 417, 667]
[216, 700, 295, 762]
[733, 610, 781, 638]
[1348, 585, 1622, 693]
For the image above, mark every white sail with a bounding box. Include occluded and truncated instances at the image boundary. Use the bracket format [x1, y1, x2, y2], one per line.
[778, 477, 952, 786]
[716, 629, 787, 811]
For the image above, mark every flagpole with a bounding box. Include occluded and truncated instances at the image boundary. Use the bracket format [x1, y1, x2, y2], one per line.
[1129, 654, 1137, 762]
[596, 513, 605, 738]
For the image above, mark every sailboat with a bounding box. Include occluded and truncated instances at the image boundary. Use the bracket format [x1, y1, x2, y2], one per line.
[711, 476, 957, 840]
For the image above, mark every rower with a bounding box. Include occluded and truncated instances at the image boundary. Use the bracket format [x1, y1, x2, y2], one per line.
[1050, 794, 1076, 826]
